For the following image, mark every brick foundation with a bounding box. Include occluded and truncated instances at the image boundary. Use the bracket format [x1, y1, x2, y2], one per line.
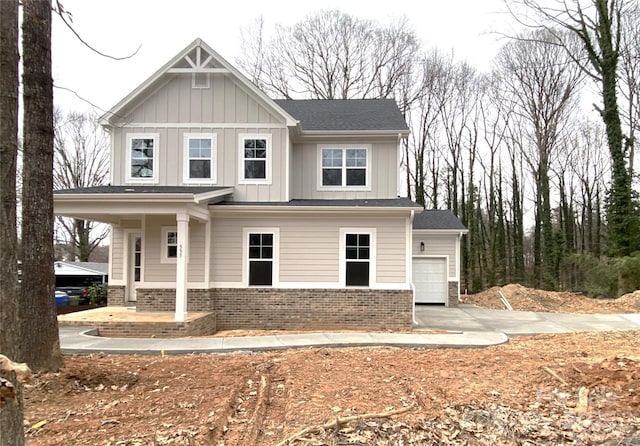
[107, 286, 126, 306]
[135, 287, 413, 331]
[136, 288, 212, 312]
[448, 281, 460, 307]
[212, 288, 413, 331]
[91, 312, 217, 338]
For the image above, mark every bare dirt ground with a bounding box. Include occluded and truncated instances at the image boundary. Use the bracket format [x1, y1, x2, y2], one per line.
[463, 284, 640, 314]
[24, 330, 640, 445]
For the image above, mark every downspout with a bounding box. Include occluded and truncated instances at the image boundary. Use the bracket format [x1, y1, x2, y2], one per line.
[409, 209, 416, 325]
[397, 133, 402, 197]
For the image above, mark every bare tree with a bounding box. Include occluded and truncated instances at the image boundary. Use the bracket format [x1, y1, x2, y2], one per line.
[237, 10, 419, 100]
[508, 0, 639, 256]
[495, 29, 583, 288]
[20, 0, 64, 372]
[54, 109, 109, 261]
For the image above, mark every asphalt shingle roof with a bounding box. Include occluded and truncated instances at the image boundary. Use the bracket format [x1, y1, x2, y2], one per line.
[413, 209, 467, 230]
[218, 198, 422, 208]
[54, 186, 229, 194]
[274, 99, 409, 132]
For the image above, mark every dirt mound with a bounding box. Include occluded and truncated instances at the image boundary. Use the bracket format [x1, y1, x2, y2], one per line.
[463, 284, 640, 314]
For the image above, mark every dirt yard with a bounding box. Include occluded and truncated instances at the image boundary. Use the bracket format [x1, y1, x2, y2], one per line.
[22, 286, 640, 445]
[463, 284, 640, 314]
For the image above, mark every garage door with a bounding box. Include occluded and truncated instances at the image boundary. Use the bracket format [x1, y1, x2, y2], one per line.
[412, 257, 447, 304]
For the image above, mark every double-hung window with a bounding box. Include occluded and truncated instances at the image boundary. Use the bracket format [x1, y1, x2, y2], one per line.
[345, 233, 371, 286]
[128, 134, 158, 182]
[239, 134, 271, 183]
[319, 145, 370, 189]
[161, 227, 178, 263]
[248, 233, 274, 286]
[184, 134, 216, 183]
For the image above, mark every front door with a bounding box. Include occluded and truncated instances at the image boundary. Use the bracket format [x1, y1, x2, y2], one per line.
[128, 233, 142, 302]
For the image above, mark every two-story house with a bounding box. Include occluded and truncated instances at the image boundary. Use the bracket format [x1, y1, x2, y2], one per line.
[54, 39, 466, 332]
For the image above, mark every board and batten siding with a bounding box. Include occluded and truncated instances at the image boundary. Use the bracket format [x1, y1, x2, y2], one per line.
[290, 140, 398, 200]
[210, 214, 408, 286]
[141, 216, 207, 283]
[412, 233, 458, 279]
[111, 126, 288, 201]
[109, 220, 141, 281]
[123, 75, 283, 125]
[110, 73, 289, 202]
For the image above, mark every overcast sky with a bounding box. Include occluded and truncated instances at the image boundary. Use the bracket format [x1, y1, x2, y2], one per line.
[51, 0, 510, 114]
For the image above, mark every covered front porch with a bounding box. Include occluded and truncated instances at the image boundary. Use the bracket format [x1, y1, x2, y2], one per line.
[54, 185, 233, 322]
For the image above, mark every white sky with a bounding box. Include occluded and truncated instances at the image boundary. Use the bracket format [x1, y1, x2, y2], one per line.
[51, 0, 510, 113]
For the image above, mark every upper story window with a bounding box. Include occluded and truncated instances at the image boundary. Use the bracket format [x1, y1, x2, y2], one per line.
[184, 134, 216, 184]
[318, 145, 371, 190]
[239, 134, 271, 184]
[127, 134, 159, 183]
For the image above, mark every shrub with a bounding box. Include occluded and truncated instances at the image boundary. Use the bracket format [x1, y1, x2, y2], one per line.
[88, 284, 108, 306]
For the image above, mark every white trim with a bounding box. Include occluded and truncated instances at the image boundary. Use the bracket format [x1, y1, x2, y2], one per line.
[167, 67, 229, 74]
[339, 228, 376, 288]
[406, 212, 413, 285]
[123, 228, 143, 302]
[242, 227, 280, 287]
[108, 225, 114, 282]
[136, 282, 209, 289]
[413, 229, 469, 235]
[109, 129, 115, 185]
[285, 128, 290, 202]
[317, 144, 372, 192]
[120, 122, 288, 129]
[238, 133, 272, 184]
[126, 133, 159, 184]
[210, 281, 244, 288]
[183, 133, 217, 185]
[204, 220, 211, 285]
[397, 133, 403, 197]
[456, 232, 462, 283]
[109, 279, 126, 286]
[160, 226, 178, 264]
[206, 281, 410, 290]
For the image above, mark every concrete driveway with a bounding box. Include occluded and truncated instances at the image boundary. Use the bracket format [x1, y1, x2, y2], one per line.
[414, 304, 640, 335]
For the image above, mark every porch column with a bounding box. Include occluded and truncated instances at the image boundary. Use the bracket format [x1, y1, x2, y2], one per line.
[175, 213, 190, 322]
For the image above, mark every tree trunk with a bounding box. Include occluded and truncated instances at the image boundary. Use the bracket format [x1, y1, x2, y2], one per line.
[0, 0, 20, 360]
[0, 0, 24, 440]
[19, 0, 63, 372]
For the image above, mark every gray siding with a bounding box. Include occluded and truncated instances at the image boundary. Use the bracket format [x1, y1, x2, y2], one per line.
[125, 75, 283, 125]
[142, 216, 207, 283]
[412, 233, 458, 278]
[290, 140, 398, 199]
[110, 220, 141, 282]
[210, 213, 408, 285]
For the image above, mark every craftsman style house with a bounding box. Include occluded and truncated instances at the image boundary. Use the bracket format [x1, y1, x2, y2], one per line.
[54, 39, 466, 331]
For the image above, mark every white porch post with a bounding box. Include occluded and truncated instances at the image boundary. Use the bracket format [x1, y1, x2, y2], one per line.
[175, 213, 190, 322]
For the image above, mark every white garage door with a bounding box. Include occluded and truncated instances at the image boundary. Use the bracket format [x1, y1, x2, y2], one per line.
[413, 257, 448, 304]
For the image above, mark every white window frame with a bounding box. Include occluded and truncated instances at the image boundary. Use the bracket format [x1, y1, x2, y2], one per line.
[183, 133, 217, 184]
[238, 133, 272, 184]
[242, 227, 279, 287]
[317, 144, 371, 191]
[339, 228, 376, 288]
[126, 133, 159, 184]
[161, 226, 178, 264]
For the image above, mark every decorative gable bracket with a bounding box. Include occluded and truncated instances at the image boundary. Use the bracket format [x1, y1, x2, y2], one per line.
[167, 46, 230, 74]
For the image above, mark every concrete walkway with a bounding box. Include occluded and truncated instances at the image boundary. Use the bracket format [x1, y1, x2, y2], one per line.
[414, 304, 640, 336]
[58, 305, 640, 355]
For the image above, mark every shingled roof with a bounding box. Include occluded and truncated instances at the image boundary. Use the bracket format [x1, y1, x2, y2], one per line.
[413, 210, 467, 231]
[274, 99, 409, 132]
